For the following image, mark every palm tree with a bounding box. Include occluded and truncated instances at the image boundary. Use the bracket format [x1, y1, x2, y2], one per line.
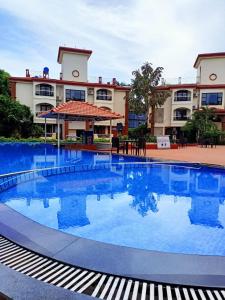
[129, 62, 171, 135]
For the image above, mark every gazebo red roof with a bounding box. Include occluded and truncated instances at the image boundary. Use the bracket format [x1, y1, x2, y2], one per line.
[39, 101, 124, 121]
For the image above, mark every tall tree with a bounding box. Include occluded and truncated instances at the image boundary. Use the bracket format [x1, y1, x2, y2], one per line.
[129, 62, 170, 135]
[0, 70, 43, 138]
[0, 69, 10, 97]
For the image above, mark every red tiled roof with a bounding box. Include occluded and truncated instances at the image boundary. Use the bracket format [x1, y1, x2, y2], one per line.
[194, 52, 225, 68]
[39, 101, 124, 121]
[57, 46, 92, 63]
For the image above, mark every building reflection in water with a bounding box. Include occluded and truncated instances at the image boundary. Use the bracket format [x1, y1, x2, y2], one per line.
[124, 165, 225, 228]
[57, 195, 90, 229]
[55, 168, 124, 229]
[188, 172, 225, 228]
[2, 163, 225, 231]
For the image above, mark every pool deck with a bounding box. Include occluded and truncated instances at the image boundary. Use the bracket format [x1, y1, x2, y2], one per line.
[145, 145, 225, 166]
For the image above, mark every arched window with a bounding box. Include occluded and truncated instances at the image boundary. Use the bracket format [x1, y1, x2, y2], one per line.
[173, 108, 191, 121]
[174, 90, 191, 102]
[96, 89, 112, 101]
[35, 103, 53, 117]
[35, 84, 54, 97]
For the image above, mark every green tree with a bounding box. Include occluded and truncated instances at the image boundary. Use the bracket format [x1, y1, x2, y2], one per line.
[0, 70, 44, 138]
[129, 62, 171, 135]
[0, 69, 10, 97]
[182, 107, 221, 142]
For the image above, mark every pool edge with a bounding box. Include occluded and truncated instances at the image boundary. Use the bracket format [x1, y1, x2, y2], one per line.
[1, 203, 225, 288]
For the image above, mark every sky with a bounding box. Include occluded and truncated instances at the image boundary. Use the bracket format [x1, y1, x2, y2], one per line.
[1, 0, 225, 84]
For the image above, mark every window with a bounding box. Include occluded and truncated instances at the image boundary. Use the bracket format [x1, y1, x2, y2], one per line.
[36, 103, 53, 117]
[173, 108, 190, 121]
[201, 93, 222, 105]
[96, 89, 112, 100]
[40, 104, 52, 111]
[35, 84, 54, 97]
[174, 90, 191, 101]
[66, 89, 85, 101]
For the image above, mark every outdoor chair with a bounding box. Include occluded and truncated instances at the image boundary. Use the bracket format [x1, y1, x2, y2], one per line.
[209, 137, 217, 148]
[131, 137, 146, 156]
[111, 137, 125, 153]
[179, 137, 188, 148]
[199, 137, 216, 148]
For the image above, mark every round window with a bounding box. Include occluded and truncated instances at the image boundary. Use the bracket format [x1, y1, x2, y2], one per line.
[209, 73, 217, 81]
[72, 70, 79, 78]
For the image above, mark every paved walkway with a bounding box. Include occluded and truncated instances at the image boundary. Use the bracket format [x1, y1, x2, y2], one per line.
[145, 145, 225, 166]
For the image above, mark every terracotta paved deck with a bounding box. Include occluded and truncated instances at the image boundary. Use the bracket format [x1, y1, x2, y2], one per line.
[145, 145, 225, 166]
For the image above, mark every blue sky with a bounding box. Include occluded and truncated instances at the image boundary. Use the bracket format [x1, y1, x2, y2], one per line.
[1, 0, 225, 83]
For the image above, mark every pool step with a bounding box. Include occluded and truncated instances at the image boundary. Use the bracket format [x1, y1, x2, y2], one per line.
[0, 235, 224, 300]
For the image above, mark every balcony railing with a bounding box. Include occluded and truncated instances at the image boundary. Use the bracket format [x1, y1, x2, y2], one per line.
[174, 96, 191, 102]
[96, 95, 112, 101]
[35, 91, 54, 97]
[35, 111, 52, 117]
[173, 116, 190, 121]
[36, 111, 45, 117]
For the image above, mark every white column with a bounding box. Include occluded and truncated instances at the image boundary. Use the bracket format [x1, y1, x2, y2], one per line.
[44, 118, 47, 143]
[110, 119, 112, 138]
[57, 114, 60, 148]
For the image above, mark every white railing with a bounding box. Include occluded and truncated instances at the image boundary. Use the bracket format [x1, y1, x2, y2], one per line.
[161, 76, 199, 85]
[174, 96, 191, 102]
[96, 94, 112, 101]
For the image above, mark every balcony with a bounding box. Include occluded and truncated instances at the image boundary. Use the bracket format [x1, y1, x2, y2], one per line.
[173, 116, 190, 121]
[96, 95, 112, 101]
[174, 95, 191, 102]
[35, 103, 54, 118]
[96, 89, 112, 101]
[35, 90, 54, 97]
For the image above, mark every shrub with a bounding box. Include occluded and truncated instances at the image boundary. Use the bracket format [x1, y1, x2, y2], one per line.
[30, 124, 44, 138]
[128, 124, 149, 139]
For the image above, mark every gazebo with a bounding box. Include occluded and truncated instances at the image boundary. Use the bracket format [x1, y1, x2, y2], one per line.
[39, 101, 124, 147]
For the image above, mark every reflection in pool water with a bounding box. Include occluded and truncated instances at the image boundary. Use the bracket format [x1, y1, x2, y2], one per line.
[0, 142, 147, 175]
[1, 164, 225, 255]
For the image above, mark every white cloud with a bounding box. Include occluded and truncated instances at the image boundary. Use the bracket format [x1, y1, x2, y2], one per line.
[1, 0, 225, 83]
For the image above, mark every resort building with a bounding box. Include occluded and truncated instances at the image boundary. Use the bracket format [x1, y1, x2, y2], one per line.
[154, 52, 225, 136]
[10, 46, 129, 138]
[10, 48, 225, 138]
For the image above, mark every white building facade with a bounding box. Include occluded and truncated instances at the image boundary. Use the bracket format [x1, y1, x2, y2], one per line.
[153, 52, 225, 136]
[10, 47, 129, 138]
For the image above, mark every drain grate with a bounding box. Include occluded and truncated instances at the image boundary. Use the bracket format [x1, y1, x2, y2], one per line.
[0, 235, 225, 299]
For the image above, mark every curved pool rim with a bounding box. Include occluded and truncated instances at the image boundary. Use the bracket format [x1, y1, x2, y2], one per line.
[1, 161, 225, 288]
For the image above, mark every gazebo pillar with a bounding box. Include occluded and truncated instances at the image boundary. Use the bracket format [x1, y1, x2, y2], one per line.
[57, 114, 60, 148]
[110, 119, 112, 139]
[44, 118, 47, 143]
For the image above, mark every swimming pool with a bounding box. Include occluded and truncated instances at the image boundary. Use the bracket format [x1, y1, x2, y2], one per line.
[0, 142, 147, 174]
[0, 144, 225, 257]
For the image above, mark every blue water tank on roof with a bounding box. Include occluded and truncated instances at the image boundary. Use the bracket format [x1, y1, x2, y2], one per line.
[43, 67, 49, 74]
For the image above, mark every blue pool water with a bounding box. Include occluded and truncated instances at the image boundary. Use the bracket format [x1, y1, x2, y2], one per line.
[0, 142, 146, 174]
[1, 143, 225, 256]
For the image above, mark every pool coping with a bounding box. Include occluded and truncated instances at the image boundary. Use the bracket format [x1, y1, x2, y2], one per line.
[1, 202, 225, 289]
